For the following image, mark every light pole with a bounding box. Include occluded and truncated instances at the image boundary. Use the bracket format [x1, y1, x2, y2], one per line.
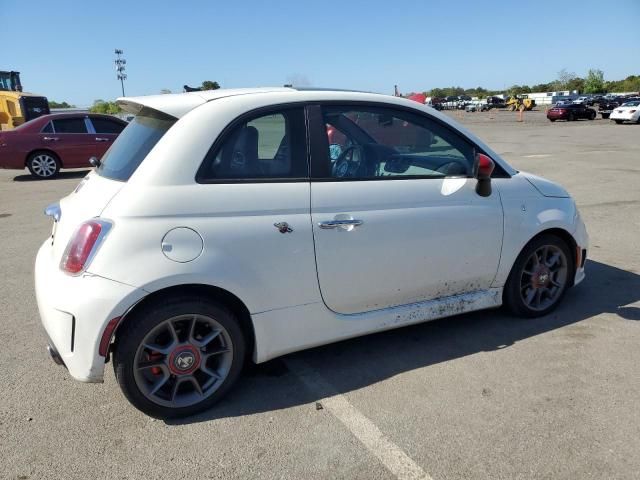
[114, 49, 127, 97]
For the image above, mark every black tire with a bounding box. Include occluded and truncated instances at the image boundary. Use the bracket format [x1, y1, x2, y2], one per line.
[601, 113, 610, 119]
[503, 234, 574, 318]
[614, 120, 623, 124]
[589, 111, 596, 120]
[567, 112, 574, 122]
[549, 119, 556, 122]
[114, 297, 246, 418]
[26, 151, 60, 179]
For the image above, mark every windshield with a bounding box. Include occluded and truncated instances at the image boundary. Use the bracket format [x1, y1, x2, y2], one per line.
[622, 101, 640, 107]
[97, 107, 176, 181]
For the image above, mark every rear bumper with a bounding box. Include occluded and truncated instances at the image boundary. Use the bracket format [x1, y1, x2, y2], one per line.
[35, 239, 146, 382]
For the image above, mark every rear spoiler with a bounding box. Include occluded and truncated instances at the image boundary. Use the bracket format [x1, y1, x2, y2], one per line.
[116, 88, 293, 119]
[116, 94, 206, 119]
[115, 101, 178, 122]
[116, 99, 146, 116]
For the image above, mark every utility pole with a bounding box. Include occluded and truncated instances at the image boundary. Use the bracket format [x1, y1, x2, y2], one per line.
[114, 49, 127, 97]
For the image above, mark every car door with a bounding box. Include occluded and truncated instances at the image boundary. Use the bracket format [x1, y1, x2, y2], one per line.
[308, 104, 504, 315]
[47, 116, 95, 167]
[193, 106, 319, 312]
[87, 116, 126, 158]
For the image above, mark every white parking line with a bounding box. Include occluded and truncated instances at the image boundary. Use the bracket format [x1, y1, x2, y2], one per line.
[285, 358, 433, 480]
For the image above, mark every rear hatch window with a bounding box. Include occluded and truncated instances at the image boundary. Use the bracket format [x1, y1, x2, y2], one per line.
[97, 107, 176, 181]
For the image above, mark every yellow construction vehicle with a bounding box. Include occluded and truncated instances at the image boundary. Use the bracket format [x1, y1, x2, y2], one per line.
[0, 71, 50, 130]
[505, 95, 536, 111]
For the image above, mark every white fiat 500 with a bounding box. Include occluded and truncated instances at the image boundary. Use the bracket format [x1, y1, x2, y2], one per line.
[36, 88, 588, 418]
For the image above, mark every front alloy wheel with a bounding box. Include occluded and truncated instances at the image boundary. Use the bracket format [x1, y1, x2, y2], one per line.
[504, 234, 573, 318]
[519, 245, 568, 312]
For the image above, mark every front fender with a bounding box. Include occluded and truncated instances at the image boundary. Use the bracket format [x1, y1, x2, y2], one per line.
[493, 176, 579, 287]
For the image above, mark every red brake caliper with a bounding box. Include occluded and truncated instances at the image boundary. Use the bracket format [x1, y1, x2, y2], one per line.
[148, 352, 164, 376]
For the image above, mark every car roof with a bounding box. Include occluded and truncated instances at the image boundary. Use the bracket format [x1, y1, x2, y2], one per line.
[116, 87, 429, 118]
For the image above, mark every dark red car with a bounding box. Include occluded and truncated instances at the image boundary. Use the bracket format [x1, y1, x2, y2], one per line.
[0, 113, 127, 178]
[547, 103, 596, 122]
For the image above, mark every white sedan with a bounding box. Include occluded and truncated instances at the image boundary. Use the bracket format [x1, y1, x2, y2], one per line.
[610, 100, 640, 124]
[35, 87, 588, 418]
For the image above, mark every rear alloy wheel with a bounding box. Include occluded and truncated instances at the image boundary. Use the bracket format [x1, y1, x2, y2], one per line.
[27, 152, 60, 179]
[504, 234, 573, 318]
[114, 298, 246, 418]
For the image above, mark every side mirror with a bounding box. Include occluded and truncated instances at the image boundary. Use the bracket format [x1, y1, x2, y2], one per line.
[89, 156, 101, 168]
[473, 153, 495, 197]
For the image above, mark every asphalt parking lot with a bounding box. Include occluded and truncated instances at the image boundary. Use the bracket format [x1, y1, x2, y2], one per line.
[1, 109, 639, 480]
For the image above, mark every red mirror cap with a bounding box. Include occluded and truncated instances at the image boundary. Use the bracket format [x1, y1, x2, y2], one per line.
[476, 153, 495, 179]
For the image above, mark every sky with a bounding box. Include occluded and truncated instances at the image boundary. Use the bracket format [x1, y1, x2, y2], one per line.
[2, 0, 639, 106]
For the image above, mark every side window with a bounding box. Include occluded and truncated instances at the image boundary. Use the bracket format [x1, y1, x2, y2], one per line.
[198, 108, 307, 181]
[322, 106, 474, 179]
[52, 117, 88, 134]
[91, 117, 125, 134]
[41, 122, 53, 134]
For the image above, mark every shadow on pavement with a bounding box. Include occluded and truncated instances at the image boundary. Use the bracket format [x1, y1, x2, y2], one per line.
[167, 260, 640, 425]
[13, 170, 90, 182]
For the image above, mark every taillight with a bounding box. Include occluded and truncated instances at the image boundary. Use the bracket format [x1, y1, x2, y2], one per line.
[60, 219, 112, 275]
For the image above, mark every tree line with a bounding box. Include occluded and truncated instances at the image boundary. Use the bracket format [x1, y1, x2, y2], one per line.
[426, 70, 639, 99]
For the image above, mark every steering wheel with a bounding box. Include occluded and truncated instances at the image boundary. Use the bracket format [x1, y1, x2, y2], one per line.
[332, 145, 364, 178]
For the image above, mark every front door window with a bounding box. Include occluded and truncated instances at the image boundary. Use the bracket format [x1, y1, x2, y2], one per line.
[322, 106, 474, 179]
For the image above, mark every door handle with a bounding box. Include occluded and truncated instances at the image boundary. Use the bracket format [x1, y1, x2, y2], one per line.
[95, 137, 110, 142]
[43, 137, 59, 142]
[319, 219, 364, 229]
